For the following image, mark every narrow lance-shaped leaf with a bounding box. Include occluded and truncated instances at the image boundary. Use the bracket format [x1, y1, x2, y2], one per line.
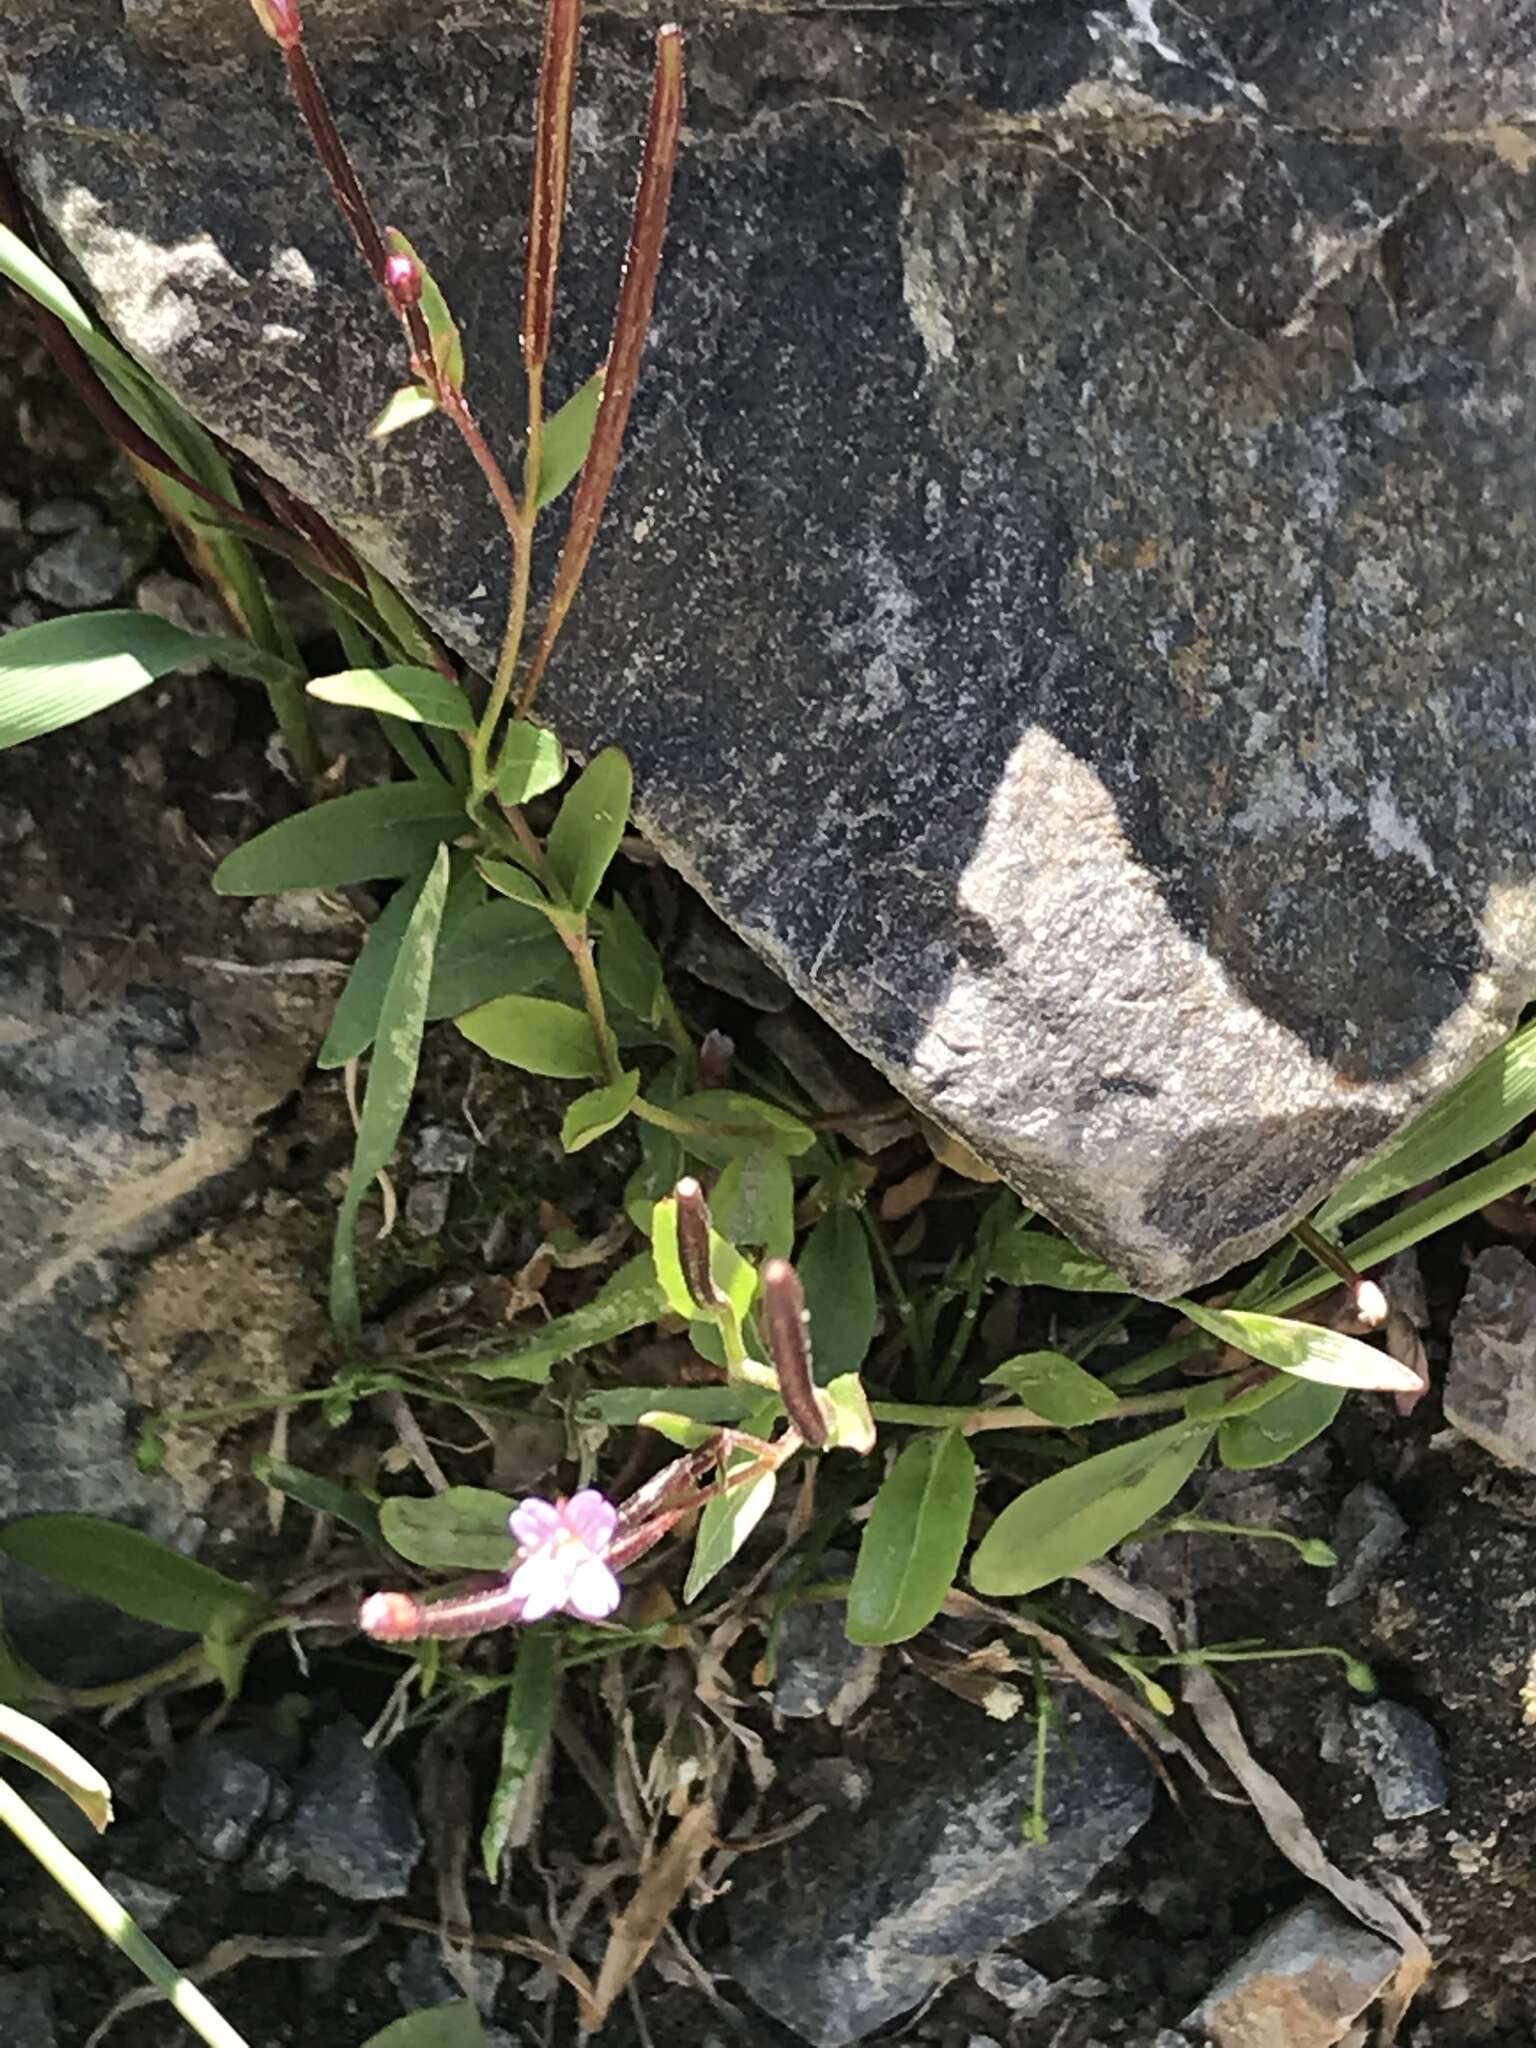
[369, 383, 439, 440]
[463, 1252, 665, 1381]
[319, 857, 430, 1070]
[537, 369, 604, 507]
[0, 1515, 269, 1636]
[214, 783, 464, 895]
[1317, 1015, 1536, 1229]
[982, 1351, 1118, 1426]
[847, 1433, 975, 1645]
[331, 845, 449, 1335]
[524, 0, 583, 372]
[969, 1422, 1215, 1596]
[0, 612, 230, 753]
[482, 1629, 558, 1880]
[1174, 1299, 1423, 1394]
[797, 1207, 877, 1381]
[521, 26, 684, 699]
[306, 664, 474, 731]
[496, 720, 566, 805]
[562, 1069, 641, 1152]
[546, 746, 633, 911]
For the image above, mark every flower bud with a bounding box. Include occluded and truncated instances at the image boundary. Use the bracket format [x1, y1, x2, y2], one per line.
[761, 1257, 827, 1448]
[674, 1177, 723, 1312]
[250, 0, 303, 48]
[384, 250, 423, 309]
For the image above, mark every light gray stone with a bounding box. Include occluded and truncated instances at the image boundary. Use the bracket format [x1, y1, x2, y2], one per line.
[1327, 1482, 1408, 1608]
[25, 496, 100, 535]
[769, 1599, 882, 1722]
[23, 528, 137, 608]
[1186, 1901, 1402, 2048]
[0, 490, 23, 533]
[7, 4, 1536, 1289]
[414, 1123, 474, 1176]
[102, 1869, 181, 1930]
[1445, 1247, 1536, 1470]
[1349, 1700, 1448, 1820]
[405, 1175, 452, 1236]
[135, 569, 229, 669]
[726, 1686, 1153, 2045]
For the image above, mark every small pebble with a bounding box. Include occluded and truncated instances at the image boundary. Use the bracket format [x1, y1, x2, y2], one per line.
[1327, 1482, 1408, 1607]
[26, 496, 101, 536]
[25, 528, 137, 608]
[103, 1871, 181, 1931]
[0, 491, 23, 534]
[1349, 1700, 1447, 1820]
[135, 570, 228, 670]
[5, 600, 44, 631]
[973, 1953, 1053, 2015]
[414, 1124, 475, 1177]
[406, 1178, 452, 1237]
[160, 1738, 278, 1864]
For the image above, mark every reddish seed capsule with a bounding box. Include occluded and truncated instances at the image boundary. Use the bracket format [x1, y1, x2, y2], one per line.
[250, 0, 303, 47]
[384, 250, 423, 309]
[674, 1177, 724, 1312]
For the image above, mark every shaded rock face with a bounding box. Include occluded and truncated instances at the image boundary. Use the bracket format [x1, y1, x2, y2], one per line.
[724, 1683, 1154, 2045]
[6, 2, 1536, 1290]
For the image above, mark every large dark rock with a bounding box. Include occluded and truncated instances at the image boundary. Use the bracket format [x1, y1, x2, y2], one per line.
[4, 2, 1536, 1290]
[724, 1681, 1154, 2045]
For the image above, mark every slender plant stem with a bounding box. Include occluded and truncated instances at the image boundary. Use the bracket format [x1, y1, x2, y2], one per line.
[0, 1774, 252, 2048]
[869, 1384, 1196, 1433]
[860, 1205, 928, 1377]
[468, 370, 543, 800]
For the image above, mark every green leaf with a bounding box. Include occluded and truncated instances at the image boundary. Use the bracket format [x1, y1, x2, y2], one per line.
[462, 1253, 665, 1381]
[546, 747, 632, 911]
[385, 229, 465, 392]
[668, 1091, 816, 1168]
[249, 1457, 384, 1548]
[1173, 1300, 1423, 1394]
[988, 1227, 1132, 1294]
[0, 1515, 268, 1636]
[798, 1208, 877, 1381]
[214, 783, 464, 895]
[820, 1372, 877, 1454]
[379, 1487, 517, 1572]
[537, 369, 605, 508]
[0, 1604, 41, 1708]
[597, 893, 666, 1028]
[0, 611, 216, 752]
[369, 383, 439, 439]
[1318, 1016, 1536, 1229]
[496, 722, 567, 806]
[319, 859, 431, 1070]
[684, 1411, 779, 1603]
[479, 859, 555, 912]
[331, 846, 449, 1335]
[457, 993, 604, 1078]
[1218, 1380, 1348, 1470]
[982, 1351, 1119, 1426]
[360, 2007, 490, 2048]
[847, 1433, 975, 1645]
[307, 665, 474, 731]
[429, 898, 571, 1020]
[711, 1151, 795, 1260]
[0, 1705, 114, 1833]
[576, 1386, 752, 1429]
[562, 1070, 641, 1152]
[482, 1630, 558, 1879]
[969, 1423, 1215, 1596]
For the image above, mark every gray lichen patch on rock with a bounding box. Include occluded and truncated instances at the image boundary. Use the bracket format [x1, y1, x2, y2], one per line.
[7, 1, 1536, 1290]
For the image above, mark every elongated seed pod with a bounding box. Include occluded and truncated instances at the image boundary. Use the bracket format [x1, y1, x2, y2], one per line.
[674, 1177, 723, 1311]
[358, 1581, 525, 1643]
[760, 1258, 827, 1447]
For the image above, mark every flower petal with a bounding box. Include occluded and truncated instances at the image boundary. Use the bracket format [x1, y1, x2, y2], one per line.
[566, 1556, 623, 1621]
[510, 1497, 563, 1550]
[508, 1553, 560, 1623]
[563, 1489, 618, 1552]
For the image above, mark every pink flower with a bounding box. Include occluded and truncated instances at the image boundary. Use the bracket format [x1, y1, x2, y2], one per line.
[507, 1490, 622, 1623]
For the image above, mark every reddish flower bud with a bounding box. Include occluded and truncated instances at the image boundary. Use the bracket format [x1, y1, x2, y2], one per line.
[384, 250, 424, 309]
[250, 0, 303, 48]
[761, 1258, 827, 1448]
[674, 1176, 724, 1311]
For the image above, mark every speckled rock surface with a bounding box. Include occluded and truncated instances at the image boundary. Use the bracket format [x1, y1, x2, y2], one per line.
[6, 1, 1536, 1290]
